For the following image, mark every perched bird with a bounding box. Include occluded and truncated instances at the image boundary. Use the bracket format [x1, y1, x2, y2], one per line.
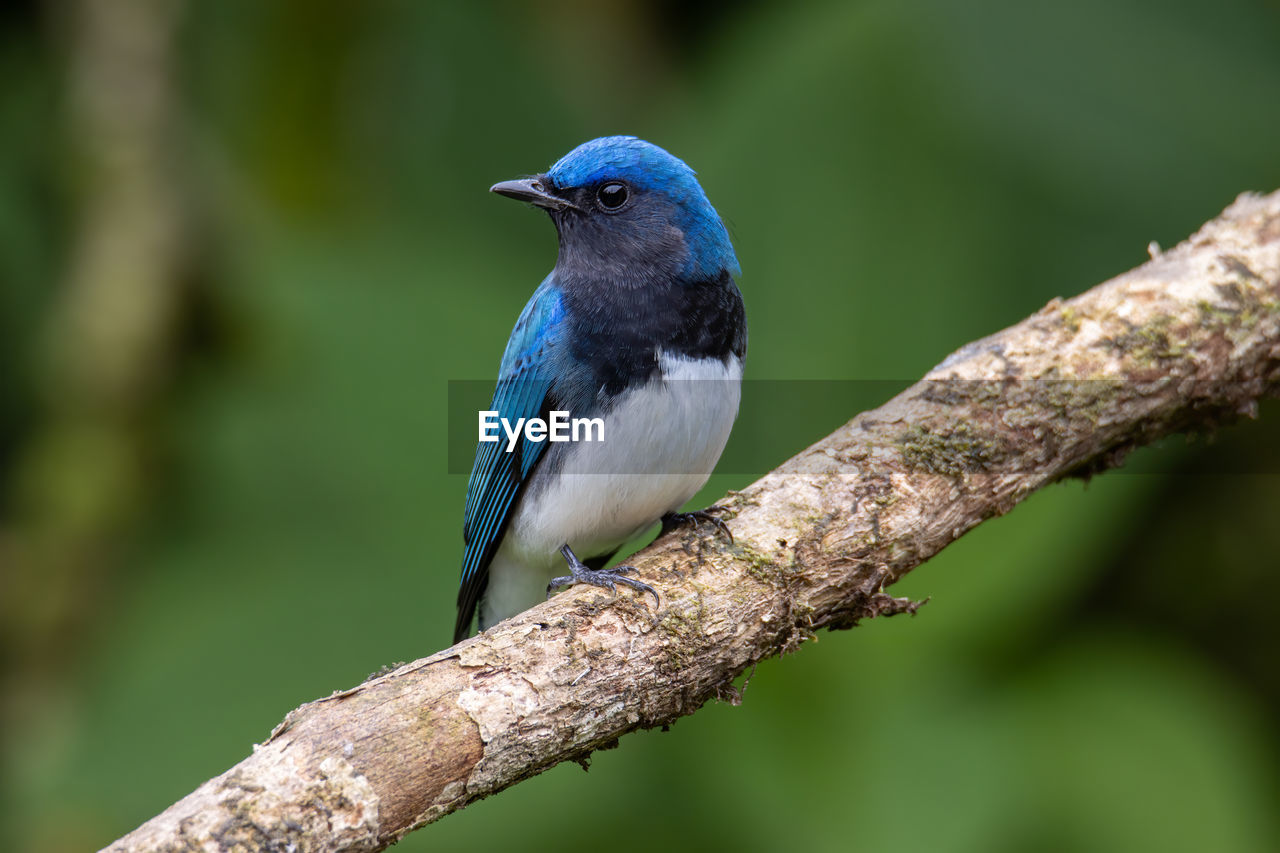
[455, 136, 746, 643]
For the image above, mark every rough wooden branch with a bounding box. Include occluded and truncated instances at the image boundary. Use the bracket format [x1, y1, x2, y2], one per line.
[103, 191, 1280, 853]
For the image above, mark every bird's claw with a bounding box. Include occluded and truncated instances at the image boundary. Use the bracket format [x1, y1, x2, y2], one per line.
[660, 507, 734, 544]
[548, 546, 661, 609]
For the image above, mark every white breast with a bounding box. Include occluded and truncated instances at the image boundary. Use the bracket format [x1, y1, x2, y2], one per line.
[480, 352, 742, 626]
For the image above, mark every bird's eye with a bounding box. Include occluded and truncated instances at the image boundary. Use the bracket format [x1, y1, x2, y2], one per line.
[596, 182, 629, 211]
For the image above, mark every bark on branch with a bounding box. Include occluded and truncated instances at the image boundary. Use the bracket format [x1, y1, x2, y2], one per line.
[104, 192, 1280, 852]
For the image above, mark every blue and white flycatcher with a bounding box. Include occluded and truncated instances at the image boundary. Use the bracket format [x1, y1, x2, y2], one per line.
[455, 136, 746, 643]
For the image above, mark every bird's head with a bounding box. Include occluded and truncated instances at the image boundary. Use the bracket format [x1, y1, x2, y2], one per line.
[490, 136, 739, 285]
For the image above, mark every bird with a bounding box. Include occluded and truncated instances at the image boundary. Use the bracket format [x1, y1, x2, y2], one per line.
[454, 136, 746, 644]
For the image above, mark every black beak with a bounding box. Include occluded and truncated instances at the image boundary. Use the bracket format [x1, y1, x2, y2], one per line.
[489, 175, 578, 211]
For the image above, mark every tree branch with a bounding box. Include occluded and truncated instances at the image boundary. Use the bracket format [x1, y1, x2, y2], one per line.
[103, 191, 1280, 852]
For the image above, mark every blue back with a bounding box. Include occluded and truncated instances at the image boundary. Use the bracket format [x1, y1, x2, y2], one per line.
[455, 278, 567, 641]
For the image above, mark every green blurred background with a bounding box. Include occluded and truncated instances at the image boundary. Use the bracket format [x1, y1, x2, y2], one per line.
[2, 0, 1279, 850]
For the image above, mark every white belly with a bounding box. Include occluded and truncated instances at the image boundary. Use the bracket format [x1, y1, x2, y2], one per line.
[480, 352, 742, 627]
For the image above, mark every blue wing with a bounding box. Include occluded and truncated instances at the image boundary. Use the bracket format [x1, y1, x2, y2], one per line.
[454, 278, 566, 642]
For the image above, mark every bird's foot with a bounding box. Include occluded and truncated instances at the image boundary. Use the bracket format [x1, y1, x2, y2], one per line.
[660, 506, 734, 544]
[547, 544, 660, 609]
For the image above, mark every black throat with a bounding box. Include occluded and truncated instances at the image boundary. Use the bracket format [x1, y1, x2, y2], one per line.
[555, 265, 747, 397]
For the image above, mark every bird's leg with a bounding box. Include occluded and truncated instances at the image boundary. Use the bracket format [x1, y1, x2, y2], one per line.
[660, 506, 734, 544]
[547, 544, 660, 609]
